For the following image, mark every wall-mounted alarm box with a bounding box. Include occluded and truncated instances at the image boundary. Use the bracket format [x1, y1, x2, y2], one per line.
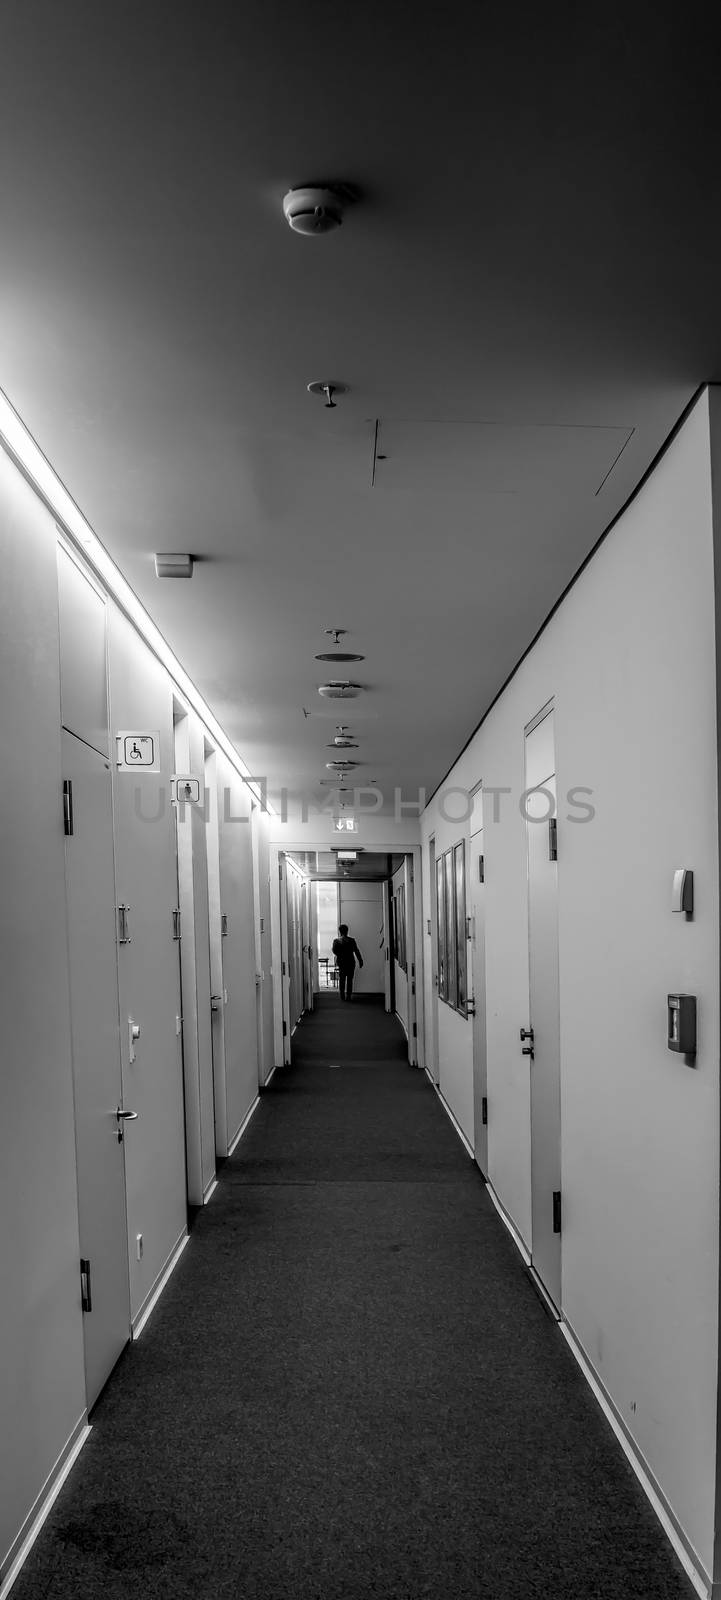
[667, 994, 697, 1055]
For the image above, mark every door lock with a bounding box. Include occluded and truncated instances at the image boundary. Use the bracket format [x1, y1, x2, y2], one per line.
[211, 994, 222, 1012]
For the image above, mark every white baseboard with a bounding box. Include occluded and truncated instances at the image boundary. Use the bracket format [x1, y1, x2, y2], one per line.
[0, 1415, 90, 1600]
[485, 1181, 532, 1266]
[560, 1320, 710, 1600]
[132, 1231, 189, 1339]
[263, 1064, 277, 1088]
[429, 1079, 474, 1158]
[227, 1094, 261, 1156]
[203, 1176, 218, 1204]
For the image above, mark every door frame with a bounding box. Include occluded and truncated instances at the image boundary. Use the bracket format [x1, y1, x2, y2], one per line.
[525, 700, 562, 1314]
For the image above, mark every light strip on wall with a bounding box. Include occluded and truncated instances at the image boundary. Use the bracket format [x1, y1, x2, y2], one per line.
[0, 386, 274, 814]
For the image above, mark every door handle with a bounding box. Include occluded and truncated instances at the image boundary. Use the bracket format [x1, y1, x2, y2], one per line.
[521, 1045, 534, 1059]
[211, 994, 222, 1012]
[520, 1027, 534, 1042]
[115, 1106, 138, 1143]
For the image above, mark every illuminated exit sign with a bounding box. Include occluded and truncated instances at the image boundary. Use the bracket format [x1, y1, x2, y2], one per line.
[333, 817, 358, 832]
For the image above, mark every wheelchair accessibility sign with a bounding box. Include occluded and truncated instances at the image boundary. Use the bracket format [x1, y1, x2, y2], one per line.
[116, 732, 161, 772]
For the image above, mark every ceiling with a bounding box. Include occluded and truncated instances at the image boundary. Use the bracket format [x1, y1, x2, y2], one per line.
[1, 2, 720, 816]
[287, 852, 405, 882]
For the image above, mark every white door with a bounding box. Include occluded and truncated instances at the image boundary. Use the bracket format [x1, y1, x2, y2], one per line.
[306, 881, 317, 1011]
[405, 860, 417, 1064]
[63, 730, 131, 1407]
[470, 824, 488, 1175]
[525, 709, 562, 1310]
[278, 855, 291, 1062]
[428, 837, 441, 1084]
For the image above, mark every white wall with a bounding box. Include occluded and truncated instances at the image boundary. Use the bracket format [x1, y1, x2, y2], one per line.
[421, 391, 720, 1583]
[215, 757, 259, 1143]
[0, 450, 87, 1579]
[0, 433, 267, 1578]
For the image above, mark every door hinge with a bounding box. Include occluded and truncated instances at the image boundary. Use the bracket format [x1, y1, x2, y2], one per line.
[552, 1190, 562, 1234]
[478, 853, 484, 882]
[481, 1095, 488, 1126]
[80, 1257, 92, 1313]
[548, 817, 558, 861]
[63, 779, 74, 836]
[282, 1020, 287, 1036]
[412, 1022, 417, 1037]
[172, 908, 181, 940]
[282, 960, 286, 976]
[221, 912, 229, 937]
[117, 905, 131, 944]
[279, 863, 283, 881]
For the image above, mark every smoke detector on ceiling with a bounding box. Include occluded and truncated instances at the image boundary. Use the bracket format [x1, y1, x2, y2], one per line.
[318, 681, 363, 699]
[282, 184, 354, 235]
[155, 552, 193, 579]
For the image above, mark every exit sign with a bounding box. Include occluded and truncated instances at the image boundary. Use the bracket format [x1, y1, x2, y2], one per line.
[333, 817, 358, 833]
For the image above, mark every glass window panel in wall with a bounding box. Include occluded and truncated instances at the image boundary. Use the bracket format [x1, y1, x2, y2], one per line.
[444, 850, 456, 1009]
[436, 858, 446, 1000]
[454, 841, 466, 1010]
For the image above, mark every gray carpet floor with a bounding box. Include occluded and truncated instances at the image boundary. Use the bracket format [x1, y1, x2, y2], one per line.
[12, 993, 695, 1598]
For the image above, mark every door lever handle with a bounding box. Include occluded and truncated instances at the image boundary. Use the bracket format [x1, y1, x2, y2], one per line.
[520, 1027, 534, 1042]
[211, 994, 222, 1012]
[115, 1106, 138, 1142]
[521, 1045, 534, 1059]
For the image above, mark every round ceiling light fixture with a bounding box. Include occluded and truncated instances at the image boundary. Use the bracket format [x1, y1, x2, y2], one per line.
[318, 681, 363, 699]
[325, 760, 360, 771]
[283, 186, 348, 236]
[315, 651, 364, 662]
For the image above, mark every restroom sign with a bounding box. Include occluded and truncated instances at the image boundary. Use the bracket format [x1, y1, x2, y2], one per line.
[116, 731, 160, 772]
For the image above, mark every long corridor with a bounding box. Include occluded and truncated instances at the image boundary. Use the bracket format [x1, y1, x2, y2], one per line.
[14, 995, 692, 1600]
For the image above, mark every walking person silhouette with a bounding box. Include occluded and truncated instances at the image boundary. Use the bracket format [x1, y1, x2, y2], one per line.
[332, 924, 363, 1001]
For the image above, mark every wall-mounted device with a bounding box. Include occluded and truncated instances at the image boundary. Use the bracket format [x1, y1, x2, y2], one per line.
[154, 552, 193, 578]
[667, 994, 697, 1056]
[671, 869, 694, 916]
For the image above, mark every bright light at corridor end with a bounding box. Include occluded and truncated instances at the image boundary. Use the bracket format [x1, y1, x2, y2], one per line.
[0, 387, 273, 814]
